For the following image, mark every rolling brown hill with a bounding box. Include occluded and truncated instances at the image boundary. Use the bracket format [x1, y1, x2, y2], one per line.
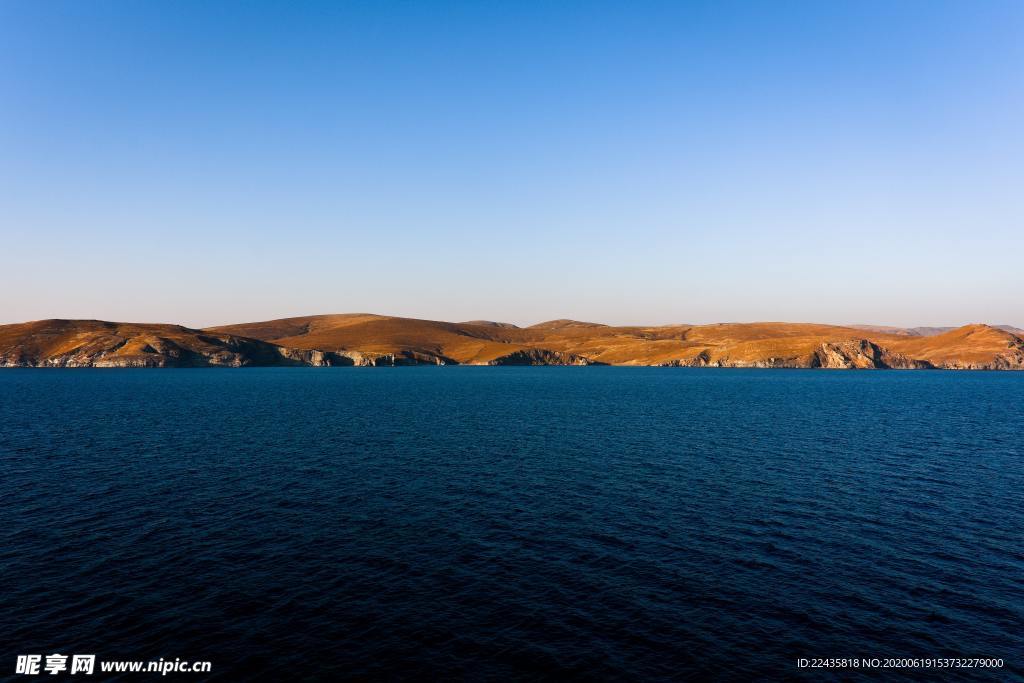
[0, 319, 363, 367]
[2, 315, 1022, 369]
[850, 324, 1024, 337]
[207, 314, 1024, 369]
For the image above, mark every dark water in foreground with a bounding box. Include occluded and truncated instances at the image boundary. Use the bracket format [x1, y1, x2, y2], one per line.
[1, 368, 1022, 681]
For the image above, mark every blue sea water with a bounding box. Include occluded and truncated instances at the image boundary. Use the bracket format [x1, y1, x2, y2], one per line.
[1, 368, 1022, 681]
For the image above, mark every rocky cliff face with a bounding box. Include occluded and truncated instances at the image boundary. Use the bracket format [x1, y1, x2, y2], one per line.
[659, 351, 714, 367]
[934, 340, 1024, 370]
[486, 349, 598, 366]
[993, 339, 1024, 369]
[809, 340, 933, 369]
[658, 340, 934, 369]
[338, 350, 454, 366]
[274, 347, 356, 367]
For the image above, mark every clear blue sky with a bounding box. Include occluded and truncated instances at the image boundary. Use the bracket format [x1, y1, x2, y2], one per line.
[2, 1, 1021, 328]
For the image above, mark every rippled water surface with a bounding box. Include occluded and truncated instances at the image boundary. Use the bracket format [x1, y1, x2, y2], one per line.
[1, 368, 1022, 680]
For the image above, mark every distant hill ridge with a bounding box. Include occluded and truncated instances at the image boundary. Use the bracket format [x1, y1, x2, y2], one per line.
[2, 315, 1022, 369]
[850, 324, 1024, 337]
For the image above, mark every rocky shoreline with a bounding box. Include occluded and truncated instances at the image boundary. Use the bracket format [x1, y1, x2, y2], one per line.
[5, 340, 1023, 370]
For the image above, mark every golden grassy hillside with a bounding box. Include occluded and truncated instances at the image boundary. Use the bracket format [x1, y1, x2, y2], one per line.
[0, 319, 313, 367]
[210, 315, 539, 364]
[3, 316, 1021, 369]
[207, 315, 1024, 369]
[885, 324, 1024, 367]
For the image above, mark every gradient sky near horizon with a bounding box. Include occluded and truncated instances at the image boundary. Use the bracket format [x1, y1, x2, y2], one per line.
[2, 1, 1022, 328]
